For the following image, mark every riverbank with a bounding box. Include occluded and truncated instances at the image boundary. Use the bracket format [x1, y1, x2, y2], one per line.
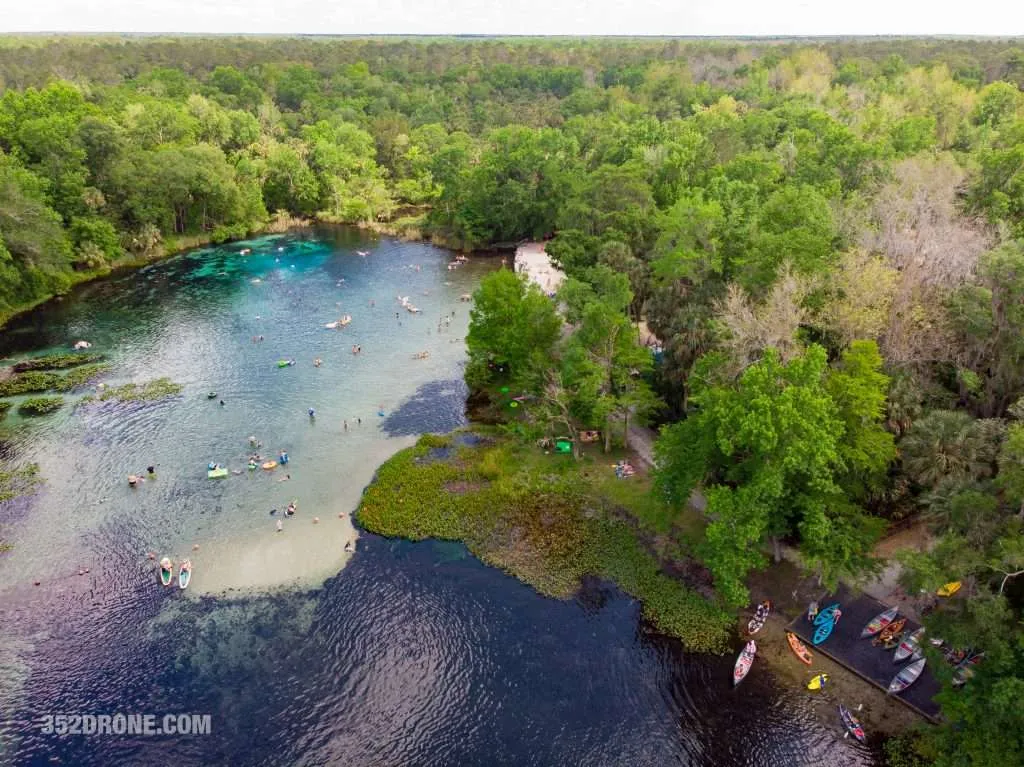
[356, 429, 732, 653]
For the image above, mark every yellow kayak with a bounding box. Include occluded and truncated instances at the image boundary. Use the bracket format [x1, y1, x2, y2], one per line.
[808, 673, 829, 691]
[937, 581, 962, 597]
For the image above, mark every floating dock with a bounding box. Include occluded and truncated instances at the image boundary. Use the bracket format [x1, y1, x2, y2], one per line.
[786, 587, 941, 721]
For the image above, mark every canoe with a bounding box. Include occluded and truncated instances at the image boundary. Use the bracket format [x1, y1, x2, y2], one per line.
[874, 617, 907, 646]
[787, 632, 813, 665]
[178, 559, 192, 590]
[159, 557, 174, 587]
[839, 704, 866, 742]
[813, 617, 836, 645]
[937, 581, 962, 597]
[953, 653, 983, 687]
[207, 467, 229, 479]
[861, 606, 899, 638]
[813, 603, 840, 626]
[747, 600, 771, 635]
[808, 673, 829, 691]
[261, 461, 277, 470]
[888, 658, 926, 694]
[895, 628, 925, 662]
[733, 640, 757, 686]
[807, 600, 819, 622]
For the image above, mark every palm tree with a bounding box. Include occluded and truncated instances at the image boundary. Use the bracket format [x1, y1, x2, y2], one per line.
[899, 410, 990, 489]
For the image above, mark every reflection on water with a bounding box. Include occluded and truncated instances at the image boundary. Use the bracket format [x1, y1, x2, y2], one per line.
[0, 228, 877, 765]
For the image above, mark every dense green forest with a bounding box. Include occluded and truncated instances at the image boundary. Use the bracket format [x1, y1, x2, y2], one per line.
[2, 35, 1024, 765]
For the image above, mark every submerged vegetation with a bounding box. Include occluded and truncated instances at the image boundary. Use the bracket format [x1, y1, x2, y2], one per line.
[18, 396, 63, 415]
[11, 352, 104, 372]
[358, 431, 731, 652]
[0, 462, 41, 502]
[83, 378, 183, 403]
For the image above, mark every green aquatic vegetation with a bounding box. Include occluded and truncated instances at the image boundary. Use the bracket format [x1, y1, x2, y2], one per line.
[0, 401, 10, 420]
[12, 352, 105, 372]
[18, 396, 63, 415]
[0, 462, 41, 502]
[358, 431, 731, 653]
[0, 371, 61, 396]
[52, 363, 111, 391]
[0, 363, 111, 396]
[85, 377, 183, 402]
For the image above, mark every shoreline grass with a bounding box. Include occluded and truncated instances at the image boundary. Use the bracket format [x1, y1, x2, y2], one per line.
[357, 430, 731, 653]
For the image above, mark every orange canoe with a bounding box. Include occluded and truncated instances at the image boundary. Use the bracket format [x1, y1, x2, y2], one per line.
[788, 632, 813, 665]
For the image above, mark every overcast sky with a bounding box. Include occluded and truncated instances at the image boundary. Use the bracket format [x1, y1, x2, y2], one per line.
[2, 0, 1023, 37]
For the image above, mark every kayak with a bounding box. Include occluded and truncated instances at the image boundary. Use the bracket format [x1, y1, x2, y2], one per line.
[808, 673, 830, 691]
[207, 467, 229, 479]
[807, 600, 819, 622]
[953, 653, 983, 687]
[874, 617, 907, 646]
[747, 600, 771, 635]
[787, 632, 813, 665]
[937, 581, 962, 597]
[733, 640, 757, 686]
[813, 617, 836, 645]
[861, 606, 899, 638]
[159, 557, 174, 587]
[814, 603, 840, 626]
[888, 658, 926, 694]
[839, 704, 866, 742]
[178, 559, 192, 590]
[895, 628, 925, 662]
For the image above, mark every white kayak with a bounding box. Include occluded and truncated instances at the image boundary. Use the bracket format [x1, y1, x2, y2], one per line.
[733, 640, 757, 687]
[888, 658, 926, 694]
[894, 627, 925, 662]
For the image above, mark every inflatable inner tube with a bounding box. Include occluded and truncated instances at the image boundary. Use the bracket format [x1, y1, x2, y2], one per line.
[262, 460, 278, 470]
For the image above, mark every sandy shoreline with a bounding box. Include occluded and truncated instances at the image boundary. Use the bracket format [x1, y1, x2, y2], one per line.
[514, 242, 564, 293]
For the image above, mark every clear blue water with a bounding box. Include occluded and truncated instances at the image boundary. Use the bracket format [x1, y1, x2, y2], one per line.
[0, 228, 876, 766]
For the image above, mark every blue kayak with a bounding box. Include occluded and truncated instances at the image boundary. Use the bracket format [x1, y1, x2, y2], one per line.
[813, 617, 836, 645]
[813, 603, 840, 626]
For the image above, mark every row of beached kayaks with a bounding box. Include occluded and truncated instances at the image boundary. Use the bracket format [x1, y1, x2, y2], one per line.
[731, 600, 773, 686]
[859, 605, 929, 694]
[734, 600, 868, 743]
[159, 557, 192, 589]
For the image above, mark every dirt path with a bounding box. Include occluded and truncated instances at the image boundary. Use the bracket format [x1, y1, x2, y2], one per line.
[626, 423, 657, 467]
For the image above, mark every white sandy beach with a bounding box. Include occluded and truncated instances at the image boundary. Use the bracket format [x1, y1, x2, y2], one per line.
[514, 242, 565, 293]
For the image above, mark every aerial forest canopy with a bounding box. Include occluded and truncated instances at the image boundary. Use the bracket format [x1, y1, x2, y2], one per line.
[2, 35, 1024, 764]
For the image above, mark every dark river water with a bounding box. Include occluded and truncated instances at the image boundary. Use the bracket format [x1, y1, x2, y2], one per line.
[0, 227, 876, 766]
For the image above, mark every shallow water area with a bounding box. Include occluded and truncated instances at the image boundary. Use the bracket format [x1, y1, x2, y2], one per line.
[0, 227, 487, 594]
